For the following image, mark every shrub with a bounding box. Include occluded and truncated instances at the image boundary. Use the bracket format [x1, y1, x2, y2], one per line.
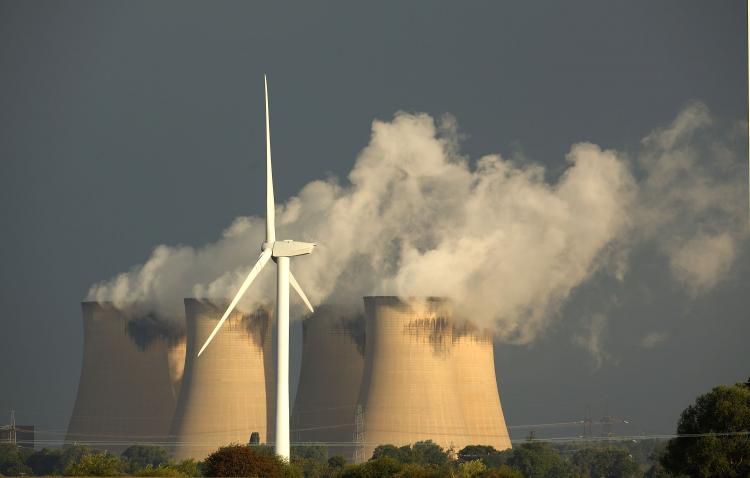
[64, 452, 125, 476]
[134, 464, 188, 477]
[458, 460, 487, 478]
[339, 457, 403, 478]
[122, 445, 170, 473]
[457, 446, 509, 468]
[328, 455, 347, 469]
[24, 448, 64, 476]
[479, 466, 524, 478]
[173, 458, 202, 477]
[203, 444, 286, 477]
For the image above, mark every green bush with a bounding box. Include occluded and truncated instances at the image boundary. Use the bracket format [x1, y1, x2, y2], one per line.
[328, 455, 347, 469]
[21, 447, 63, 475]
[134, 464, 188, 477]
[506, 442, 572, 478]
[458, 460, 487, 478]
[203, 444, 286, 477]
[64, 452, 125, 476]
[571, 447, 639, 478]
[339, 456, 403, 478]
[457, 446, 509, 468]
[122, 445, 170, 473]
[478, 465, 524, 478]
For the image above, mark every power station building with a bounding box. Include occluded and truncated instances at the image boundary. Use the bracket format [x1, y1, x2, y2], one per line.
[291, 305, 365, 460]
[67, 296, 510, 460]
[170, 299, 275, 460]
[66, 302, 184, 452]
[355, 296, 511, 461]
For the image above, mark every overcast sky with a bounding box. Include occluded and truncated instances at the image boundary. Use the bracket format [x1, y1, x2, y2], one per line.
[0, 1, 748, 443]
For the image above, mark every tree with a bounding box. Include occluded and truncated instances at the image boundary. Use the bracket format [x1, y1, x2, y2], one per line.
[0, 444, 31, 476]
[339, 457, 403, 478]
[412, 441, 450, 466]
[25, 448, 64, 476]
[661, 378, 750, 477]
[370, 441, 449, 466]
[458, 459, 487, 478]
[479, 466, 524, 478]
[134, 463, 189, 477]
[64, 452, 126, 476]
[328, 455, 346, 469]
[506, 442, 572, 478]
[292, 444, 328, 464]
[121, 445, 170, 473]
[203, 444, 286, 478]
[371, 444, 409, 462]
[571, 447, 640, 478]
[457, 445, 510, 468]
[249, 432, 261, 446]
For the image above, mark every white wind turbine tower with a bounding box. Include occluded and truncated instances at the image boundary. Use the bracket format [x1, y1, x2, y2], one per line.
[197, 75, 316, 460]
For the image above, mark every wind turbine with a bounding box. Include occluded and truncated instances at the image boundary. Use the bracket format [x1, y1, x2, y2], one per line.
[197, 75, 316, 460]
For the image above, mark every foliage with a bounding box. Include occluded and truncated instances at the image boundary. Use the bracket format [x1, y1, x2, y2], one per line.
[133, 464, 188, 477]
[172, 458, 202, 477]
[392, 463, 445, 478]
[371, 441, 449, 466]
[292, 444, 329, 464]
[457, 446, 509, 468]
[661, 378, 750, 477]
[290, 457, 329, 478]
[339, 457, 403, 478]
[457, 459, 486, 478]
[64, 451, 126, 476]
[570, 447, 640, 477]
[122, 445, 170, 473]
[249, 432, 261, 445]
[60, 444, 95, 470]
[0, 444, 32, 476]
[203, 444, 287, 477]
[25, 448, 64, 476]
[478, 466, 523, 478]
[506, 442, 572, 478]
[328, 455, 347, 469]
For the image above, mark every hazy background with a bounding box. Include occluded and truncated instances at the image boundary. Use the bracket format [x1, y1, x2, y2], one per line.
[0, 0, 747, 443]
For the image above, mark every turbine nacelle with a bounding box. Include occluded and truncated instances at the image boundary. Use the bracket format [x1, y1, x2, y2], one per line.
[272, 240, 316, 258]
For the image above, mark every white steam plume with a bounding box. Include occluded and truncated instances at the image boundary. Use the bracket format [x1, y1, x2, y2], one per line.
[87, 103, 748, 344]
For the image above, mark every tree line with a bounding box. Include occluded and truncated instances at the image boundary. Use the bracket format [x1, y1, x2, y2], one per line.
[0, 377, 747, 477]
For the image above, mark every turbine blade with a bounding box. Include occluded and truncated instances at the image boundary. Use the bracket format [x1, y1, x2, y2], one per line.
[197, 248, 273, 356]
[264, 75, 276, 243]
[289, 271, 314, 313]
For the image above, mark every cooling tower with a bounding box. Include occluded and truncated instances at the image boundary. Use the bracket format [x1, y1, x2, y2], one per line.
[356, 297, 511, 461]
[453, 333, 512, 451]
[170, 299, 275, 460]
[66, 302, 181, 452]
[291, 305, 365, 460]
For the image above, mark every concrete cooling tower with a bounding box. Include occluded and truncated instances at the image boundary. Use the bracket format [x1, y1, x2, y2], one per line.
[66, 302, 184, 452]
[170, 299, 275, 460]
[356, 297, 511, 462]
[291, 305, 365, 460]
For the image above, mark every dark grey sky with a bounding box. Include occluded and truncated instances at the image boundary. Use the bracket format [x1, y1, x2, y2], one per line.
[0, 0, 747, 443]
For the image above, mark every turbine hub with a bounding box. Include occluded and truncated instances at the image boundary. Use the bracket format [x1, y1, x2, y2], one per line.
[261, 241, 273, 252]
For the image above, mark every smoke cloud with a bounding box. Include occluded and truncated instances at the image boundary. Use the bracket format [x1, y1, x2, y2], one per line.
[87, 102, 748, 344]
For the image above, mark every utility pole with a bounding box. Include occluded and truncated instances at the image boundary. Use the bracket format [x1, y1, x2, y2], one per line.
[583, 404, 592, 439]
[9, 410, 16, 445]
[353, 405, 365, 464]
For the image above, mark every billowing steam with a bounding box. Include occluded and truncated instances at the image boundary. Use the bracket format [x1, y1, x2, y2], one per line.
[87, 102, 748, 344]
